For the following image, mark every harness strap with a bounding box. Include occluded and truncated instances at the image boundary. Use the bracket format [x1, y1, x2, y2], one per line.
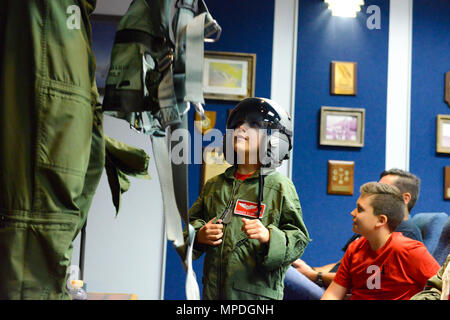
[157, 65, 181, 128]
[151, 134, 185, 248]
[184, 12, 207, 106]
[151, 132, 200, 300]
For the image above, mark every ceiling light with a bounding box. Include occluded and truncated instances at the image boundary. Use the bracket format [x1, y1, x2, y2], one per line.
[325, 0, 365, 18]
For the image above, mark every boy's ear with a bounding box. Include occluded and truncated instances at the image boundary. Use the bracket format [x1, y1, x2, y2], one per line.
[376, 214, 388, 228]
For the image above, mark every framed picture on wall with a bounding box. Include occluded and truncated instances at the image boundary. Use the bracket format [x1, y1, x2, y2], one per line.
[90, 14, 121, 97]
[203, 51, 256, 101]
[444, 166, 450, 200]
[320, 106, 365, 147]
[330, 61, 357, 96]
[436, 114, 450, 154]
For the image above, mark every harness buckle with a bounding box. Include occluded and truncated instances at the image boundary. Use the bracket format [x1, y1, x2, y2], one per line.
[157, 48, 174, 72]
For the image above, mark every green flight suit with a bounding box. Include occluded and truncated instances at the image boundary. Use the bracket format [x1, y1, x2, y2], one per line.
[0, 0, 103, 299]
[410, 254, 450, 300]
[189, 166, 310, 300]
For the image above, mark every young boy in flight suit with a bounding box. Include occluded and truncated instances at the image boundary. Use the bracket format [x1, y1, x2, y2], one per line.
[188, 97, 310, 300]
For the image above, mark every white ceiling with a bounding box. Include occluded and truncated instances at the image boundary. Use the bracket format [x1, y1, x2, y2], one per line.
[94, 0, 133, 16]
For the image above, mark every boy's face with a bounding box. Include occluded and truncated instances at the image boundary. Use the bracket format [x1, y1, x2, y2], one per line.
[232, 121, 263, 164]
[350, 194, 381, 236]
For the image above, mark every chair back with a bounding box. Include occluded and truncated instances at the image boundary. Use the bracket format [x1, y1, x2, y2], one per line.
[411, 212, 448, 254]
[434, 217, 450, 266]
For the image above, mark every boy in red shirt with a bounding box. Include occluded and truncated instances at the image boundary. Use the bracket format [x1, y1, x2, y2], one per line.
[322, 182, 440, 300]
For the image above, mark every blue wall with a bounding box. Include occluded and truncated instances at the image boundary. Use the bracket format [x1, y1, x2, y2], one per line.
[163, 0, 450, 299]
[410, 0, 450, 215]
[292, 0, 390, 267]
[163, 0, 275, 300]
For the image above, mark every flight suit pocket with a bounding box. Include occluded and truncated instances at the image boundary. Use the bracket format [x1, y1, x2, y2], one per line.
[37, 85, 93, 173]
[0, 212, 79, 299]
[232, 281, 281, 300]
[34, 83, 93, 212]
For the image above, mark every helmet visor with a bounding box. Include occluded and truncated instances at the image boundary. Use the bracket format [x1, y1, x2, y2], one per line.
[227, 104, 280, 130]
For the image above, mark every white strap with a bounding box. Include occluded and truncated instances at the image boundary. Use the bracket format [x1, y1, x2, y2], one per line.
[151, 134, 200, 300]
[185, 224, 200, 300]
[185, 12, 207, 105]
[151, 134, 185, 247]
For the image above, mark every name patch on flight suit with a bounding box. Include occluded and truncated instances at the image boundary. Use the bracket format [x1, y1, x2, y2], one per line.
[233, 199, 265, 219]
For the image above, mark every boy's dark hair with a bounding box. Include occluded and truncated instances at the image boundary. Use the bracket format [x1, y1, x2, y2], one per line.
[360, 182, 406, 232]
[379, 168, 421, 213]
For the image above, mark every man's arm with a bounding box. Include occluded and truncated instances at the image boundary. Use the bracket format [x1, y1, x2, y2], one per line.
[321, 281, 348, 300]
[314, 262, 339, 273]
[291, 259, 339, 287]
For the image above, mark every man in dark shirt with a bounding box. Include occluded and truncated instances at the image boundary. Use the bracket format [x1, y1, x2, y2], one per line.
[378, 169, 423, 242]
[284, 169, 423, 299]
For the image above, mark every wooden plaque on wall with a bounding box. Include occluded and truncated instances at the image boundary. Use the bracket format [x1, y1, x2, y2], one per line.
[445, 166, 450, 200]
[327, 160, 355, 195]
[445, 71, 450, 107]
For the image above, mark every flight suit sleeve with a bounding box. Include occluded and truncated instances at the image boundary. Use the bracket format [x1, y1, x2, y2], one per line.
[104, 135, 150, 216]
[411, 254, 449, 300]
[262, 180, 310, 271]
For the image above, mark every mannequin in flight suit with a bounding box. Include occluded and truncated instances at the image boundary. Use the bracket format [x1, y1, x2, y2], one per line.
[0, 0, 104, 299]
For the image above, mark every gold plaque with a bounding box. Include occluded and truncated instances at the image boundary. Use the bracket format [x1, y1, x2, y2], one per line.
[200, 148, 233, 189]
[195, 111, 216, 134]
[330, 61, 357, 96]
[327, 160, 354, 195]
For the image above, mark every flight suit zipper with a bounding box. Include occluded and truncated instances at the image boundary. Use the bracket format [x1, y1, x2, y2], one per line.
[217, 179, 240, 299]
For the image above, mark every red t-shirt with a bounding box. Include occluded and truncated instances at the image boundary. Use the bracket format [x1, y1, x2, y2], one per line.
[334, 232, 441, 300]
[234, 171, 254, 181]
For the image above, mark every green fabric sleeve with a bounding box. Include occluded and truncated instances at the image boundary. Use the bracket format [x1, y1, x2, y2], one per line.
[262, 180, 310, 271]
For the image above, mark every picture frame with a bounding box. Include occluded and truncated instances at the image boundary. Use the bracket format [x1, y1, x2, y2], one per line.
[330, 61, 357, 96]
[327, 160, 354, 196]
[445, 71, 450, 107]
[200, 148, 233, 189]
[90, 14, 121, 97]
[320, 106, 365, 147]
[436, 114, 450, 154]
[203, 51, 256, 101]
[444, 166, 450, 200]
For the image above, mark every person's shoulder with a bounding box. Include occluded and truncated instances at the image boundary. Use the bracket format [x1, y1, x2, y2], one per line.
[398, 219, 418, 230]
[346, 236, 368, 253]
[264, 171, 296, 193]
[202, 170, 230, 191]
[396, 220, 423, 242]
[397, 219, 421, 233]
[392, 232, 428, 253]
